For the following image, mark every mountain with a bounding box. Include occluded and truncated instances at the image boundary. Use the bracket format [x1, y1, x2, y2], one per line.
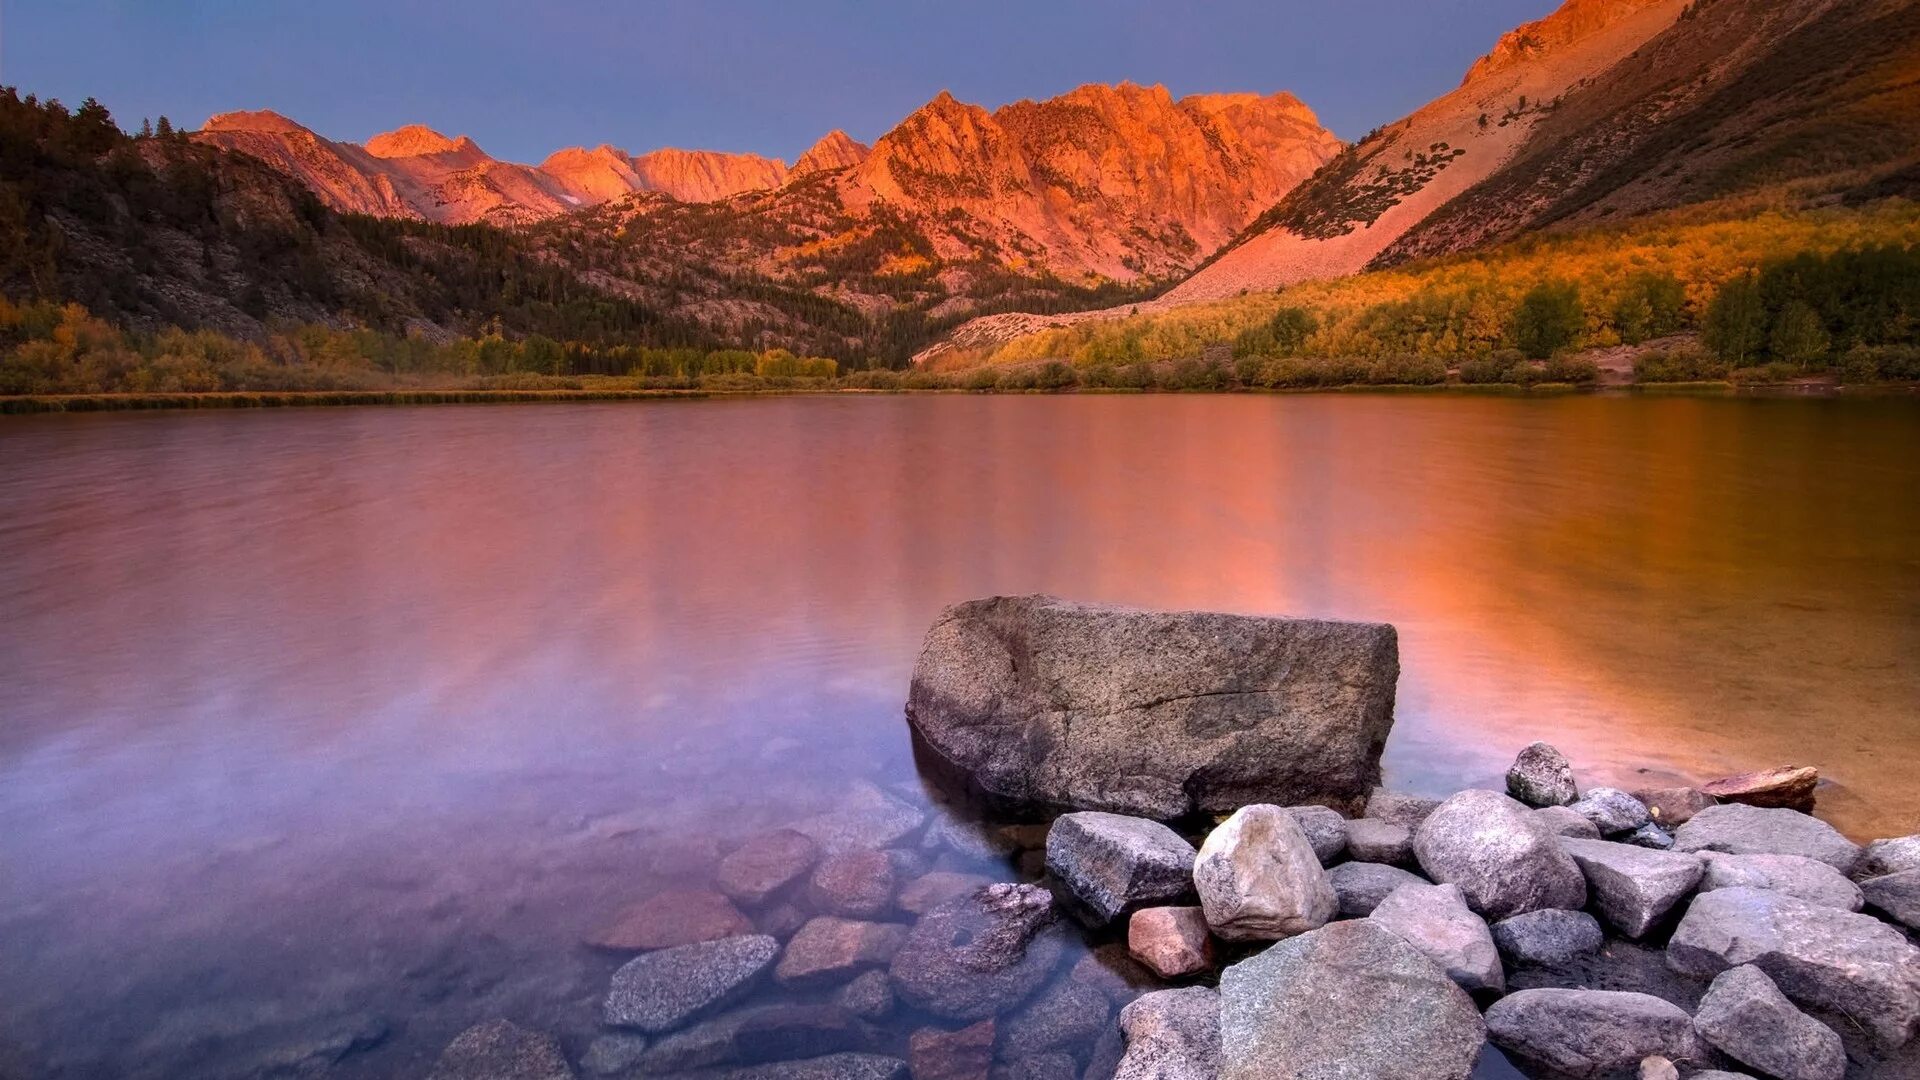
[792, 130, 870, 175]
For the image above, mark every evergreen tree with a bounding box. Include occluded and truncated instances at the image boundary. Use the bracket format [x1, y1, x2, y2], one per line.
[1770, 301, 1830, 367]
[1515, 281, 1583, 358]
[1703, 274, 1766, 365]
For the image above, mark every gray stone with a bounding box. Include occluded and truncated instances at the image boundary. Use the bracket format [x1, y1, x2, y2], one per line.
[774, 917, 906, 988]
[427, 1020, 573, 1080]
[835, 970, 895, 1020]
[1569, 788, 1652, 837]
[1071, 942, 1165, 1006]
[1621, 822, 1675, 850]
[1634, 787, 1719, 828]
[1484, 989, 1702, 1078]
[718, 1053, 907, 1080]
[1346, 817, 1414, 864]
[1368, 882, 1504, 994]
[604, 934, 780, 1033]
[1115, 987, 1219, 1080]
[1560, 839, 1704, 939]
[925, 816, 1016, 861]
[580, 1033, 649, 1077]
[1367, 789, 1442, 828]
[1693, 965, 1846, 1080]
[906, 596, 1398, 818]
[1507, 742, 1579, 807]
[994, 1053, 1078, 1080]
[718, 829, 821, 906]
[1534, 805, 1602, 840]
[1002, 978, 1112, 1058]
[1194, 804, 1335, 941]
[1286, 805, 1349, 864]
[1046, 812, 1197, 926]
[1859, 835, 1920, 879]
[1412, 789, 1588, 919]
[1668, 887, 1920, 1048]
[633, 1004, 876, 1072]
[889, 882, 1067, 1021]
[1862, 868, 1920, 930]
[1220, 919, 1484, 1079]
[1672, 805, 1861, 873]
[1491, 910, 1605, 967]
[790, 782, 927, 855]
[1328, 861, 1429, 917]
[1697, 851, 1863, 911]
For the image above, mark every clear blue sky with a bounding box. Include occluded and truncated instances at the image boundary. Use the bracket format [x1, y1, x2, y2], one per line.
[4, 0, 1555, 163]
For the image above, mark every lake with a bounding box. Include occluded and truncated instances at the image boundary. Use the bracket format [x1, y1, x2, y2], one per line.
[2, 393, 1917, 1078]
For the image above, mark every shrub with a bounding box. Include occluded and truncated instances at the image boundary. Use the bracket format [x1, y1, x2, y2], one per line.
[1632, 345, 1729, 382]
[1769, 300, 1830, 368]
[1703, 274, 1767, 364]
[1514, 281, 1584, 358]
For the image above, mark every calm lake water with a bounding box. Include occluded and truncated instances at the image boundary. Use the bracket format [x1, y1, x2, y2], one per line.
[2, 394, 1917, 1078]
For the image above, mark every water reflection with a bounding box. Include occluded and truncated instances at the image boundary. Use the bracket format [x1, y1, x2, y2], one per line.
[1, 395, 1916, 1077]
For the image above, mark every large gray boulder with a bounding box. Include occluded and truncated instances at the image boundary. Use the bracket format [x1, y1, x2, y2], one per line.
[1672, 805, 1861, 873]
[1368, 882, 1504, 994]
[906, 597, 1398, 818]
[1114, 987, 1219, 1080]
[1490, 910, 1605, 967]
[1328, 861, 1429, 918]
[1696, 851, 1862, 912]
[1413, 790, 1587, 919]
[888, 883, 1068, 1021]
[1219, 919, 1486, 1079]
[604, 935, 782, 1033]
[1693, 965, 1846, 1080]
[1560, 839, 1704, 939]
[1484, 990, 1703, 1078]
[1668, 887, 1920, 1048]
[1507, 742, 1579, 807]
[1194, 805, 1336, 941]
[1045, 812, 1197, 926]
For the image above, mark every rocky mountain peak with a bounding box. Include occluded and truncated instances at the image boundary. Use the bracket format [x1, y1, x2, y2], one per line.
[1461, 0, 1674, 85]
[793, 130, 871, 175]
[364, 124, 469, 158]
[201, 110, 309, 135]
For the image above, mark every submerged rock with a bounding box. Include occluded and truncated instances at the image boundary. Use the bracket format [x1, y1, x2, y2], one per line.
[1219, 919, 1484, 1079]
[1668, 887, 1920, 1048]
[427, 1020, 573, 1080]
[1046, 812, 1197, 926]
[906, 596, 1398, 818]
[908, 1019, 994, 1080]
[721, 1052, 908, 1080]
[1071, 942, 1165, 1006]
[603, 934, 780, 1033]
[1490, 909, 1604, 967]
[1560, 839, 1704, 939]
[1193, 804, 1335, 941]
[1328, 861, 1429, 917]
[791, 782, 927, 855]
[717, 829, 821, 906]
[1484, 989, 1702, 1078]
[1696, 851, 1862, 911]
[836, 970, 896, 1020]
[1692, 965, 1846, 1080]
[1128, 906, 1214, 979]
[807, 851, 896, 919]
[634, 1004, 877, 1073]
[774, 917, 907, 988]
[1671, 805, 1861, 873]
[1368, 881, 1504, 994]
[1114, 987, 1219, 1080]
[585, 889, 754, 951]
[580, 1033, 649, 1077]
[1507, 742, 1579, 807]
[1412, 789, 1587, 919]
[889, 883, 1067, 1021]
[1701, 766, 1819, 812]
[899, 871, 993, 916]
[1002, 977, 1112, 1058]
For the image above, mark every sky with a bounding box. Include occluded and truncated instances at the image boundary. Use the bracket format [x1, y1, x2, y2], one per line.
[4, 0, 1557, 163]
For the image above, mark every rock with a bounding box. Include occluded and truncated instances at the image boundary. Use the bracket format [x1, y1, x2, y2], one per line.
[1345, 817, 1414, 864]
[1002, 978, 1111, 1057]
[926, 816, 1016, 861]
[718, 829, 821, 905]
[1114, 987, 1219, 1080]
[909, 1020, 994, 1080]
[1560, 839, 1705, 939]
[889, 883, 1067, 1020]
[634, 1004, 876, 1072]
[1861, 868, 1920, 929]
[1693, 964, 1846, 1080]
[1668, 887, 1920, 1048]
[1193, 804, 1335, 941]
[1220, 919, 1484, 1079]
[1859, 834, 1920, 879]
[1286, 805, 1349, 864]
[899, 871, 993, 916]
[720, 1053, 908, 1080]
[1634, 787, 1719, 828]
[906, 596, 1398, 818]
[1484, 989, 1702, 1078]
[1534, 805, 1602, 840]
[1367, 788, 1442, 828]
[1697, 851, 1863, 911]
[1673, 805, 1861, 873]
[1328, 861, 1429, 917]
[1128, 906, 1214, 978]
[427, 1020, 573, 1080]
[1689, 1074, 1758, 1080]
[580, 1033, 649, 1076]
[603, 934, 780, 1033]
[1412, 789, 1587, 919]
[791, 781, 927, 854]
[1568, 787, 1652, 837]
[1701, 766, 1819, 812]
[1071, 943, 1164, 1005]
[1507, 742, 1579, 807]
[999, 824, 1052, 852]
[1045, 812, 1197, 926]
[807, 851, 896, 919]
[993, 1053, 1078, 1080]
[1621, 823, 1675, 850]
[585, 889, 755, 951]
[1491, 909, 1605, 967]
[1637, 1056, 1679, 1080]
[1085, 1026, 1126, 1080]
[756, 902, 810, 939]
[1368, 882, 1504, 994]
[836, 970, 895, 1020]
[774, 917, 907, 988]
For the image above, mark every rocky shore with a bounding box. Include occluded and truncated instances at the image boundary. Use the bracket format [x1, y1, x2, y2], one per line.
[424, 598, 1920, 1080]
